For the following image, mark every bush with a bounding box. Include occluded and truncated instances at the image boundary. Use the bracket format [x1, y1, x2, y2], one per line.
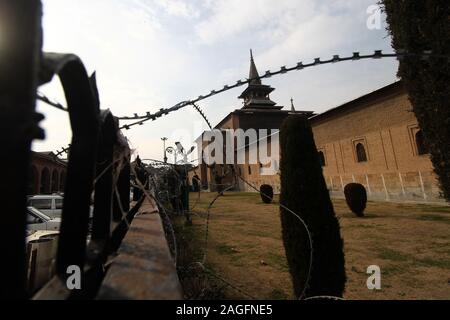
[344, 183, 367, 217]
[279, 115, 346, 298]
[259, 184, 274, 203]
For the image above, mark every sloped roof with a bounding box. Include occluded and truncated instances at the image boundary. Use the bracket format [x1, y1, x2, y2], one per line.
[310, 81, 405, 124]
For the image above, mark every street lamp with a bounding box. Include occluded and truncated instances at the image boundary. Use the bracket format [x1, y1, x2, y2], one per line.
[166, 146, 176, 164]
[161, 137, 168, 163]
[175, 141, 195, 164]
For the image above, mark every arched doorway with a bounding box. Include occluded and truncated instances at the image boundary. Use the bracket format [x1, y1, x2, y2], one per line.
[40, 168, 51, 194]
[51, 170, 59, 193]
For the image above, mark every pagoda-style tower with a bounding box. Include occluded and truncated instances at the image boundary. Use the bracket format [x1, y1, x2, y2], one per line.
[238, 50, 282, 110]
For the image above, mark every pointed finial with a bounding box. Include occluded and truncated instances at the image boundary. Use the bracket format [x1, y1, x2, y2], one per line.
[291, 98, 296, 112]
[248, 49, 261, 85]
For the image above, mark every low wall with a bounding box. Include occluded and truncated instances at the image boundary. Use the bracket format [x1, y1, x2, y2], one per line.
[97, 197, 183, 300]
[239, 170, 447, 204]
[326, 171, 445, 204]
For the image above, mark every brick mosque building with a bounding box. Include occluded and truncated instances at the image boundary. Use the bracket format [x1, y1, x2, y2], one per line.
[28, 151, 67, 195]
[192, 52, 444, 203]
[194, 50, 312, 190]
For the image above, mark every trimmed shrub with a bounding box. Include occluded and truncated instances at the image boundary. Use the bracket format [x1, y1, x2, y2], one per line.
[280, 115, 346, 298]
[382, 1, 450, 202]
[344, 183, 367, 217]
[259, 184, 274, 203]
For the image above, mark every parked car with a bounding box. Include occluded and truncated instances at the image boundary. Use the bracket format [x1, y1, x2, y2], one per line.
[26, 206, 61, 231]
[27, 194, 63, 218]
[27, 194, 94, 219]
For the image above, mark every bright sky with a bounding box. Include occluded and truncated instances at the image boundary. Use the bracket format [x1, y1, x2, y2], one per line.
[34, 0, 399, 162]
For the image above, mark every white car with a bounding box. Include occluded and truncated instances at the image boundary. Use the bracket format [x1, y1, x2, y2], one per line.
[26, 230, 59, 244]
[27, 206, 61, 231]
[27, 195, 63, 218]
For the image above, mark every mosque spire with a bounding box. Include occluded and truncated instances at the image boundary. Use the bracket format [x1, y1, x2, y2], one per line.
[249, 49, 261, 85]
[291, 98, 296, 111]
[238, 50, 281, 110]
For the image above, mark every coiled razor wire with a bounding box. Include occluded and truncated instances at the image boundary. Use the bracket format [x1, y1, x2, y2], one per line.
[201, 182, 237, 265]
[191, 102, 213, 130]
[133, 161, 181, 263]
[235, 174, 314, 300]
[134, 157, 341, 300]
[46, 49, 450, 156]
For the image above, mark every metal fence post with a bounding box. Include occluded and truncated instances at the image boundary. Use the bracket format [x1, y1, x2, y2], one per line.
[92, 112, 116, 241]
[38, 54, 101, 276]
[0, 0, 43, 299]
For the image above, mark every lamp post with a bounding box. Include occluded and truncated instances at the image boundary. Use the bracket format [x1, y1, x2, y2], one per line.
[161, 137, 168, 163]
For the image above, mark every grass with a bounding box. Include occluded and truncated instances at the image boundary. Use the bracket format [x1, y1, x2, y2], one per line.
[172, 192, 450, 300]
[377, 248, 409, 262]
[416, 214, 450, 224]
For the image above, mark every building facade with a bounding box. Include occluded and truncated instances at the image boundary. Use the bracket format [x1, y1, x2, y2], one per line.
[194, 53, 444, 203]
[28, 151, 67, 195]
[312, 81, 441, 202]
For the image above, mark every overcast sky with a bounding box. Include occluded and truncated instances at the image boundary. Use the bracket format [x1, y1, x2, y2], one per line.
[34, 0, 399, 162]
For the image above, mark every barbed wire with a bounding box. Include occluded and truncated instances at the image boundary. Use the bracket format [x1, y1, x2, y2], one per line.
[37, 92, 68, 112]
[102, 50, 450, 127]
[141, 151, 339, 299]
[116, 50, 428, 130]
[191, 103, 213, 130]
[235, 174, 313, 300]
[48, 49, 449, 156]
[42, 50, 449, 138]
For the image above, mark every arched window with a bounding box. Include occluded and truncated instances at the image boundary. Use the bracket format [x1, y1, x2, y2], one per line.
[248, 165, 252, 175]
[356, 143, 368, 163]
[415, 130, 429, 155]
[318, 151, 326, 167]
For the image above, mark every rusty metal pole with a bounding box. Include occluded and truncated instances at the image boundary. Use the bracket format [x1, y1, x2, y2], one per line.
[0, 0, 43, 299]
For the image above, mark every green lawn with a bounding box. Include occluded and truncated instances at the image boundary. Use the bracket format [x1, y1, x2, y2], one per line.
[173, 192, 450, 300]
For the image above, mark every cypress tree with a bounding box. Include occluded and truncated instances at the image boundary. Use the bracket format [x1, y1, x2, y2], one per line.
[382, 0, 450, 201]
[280, 115, 346, 298]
